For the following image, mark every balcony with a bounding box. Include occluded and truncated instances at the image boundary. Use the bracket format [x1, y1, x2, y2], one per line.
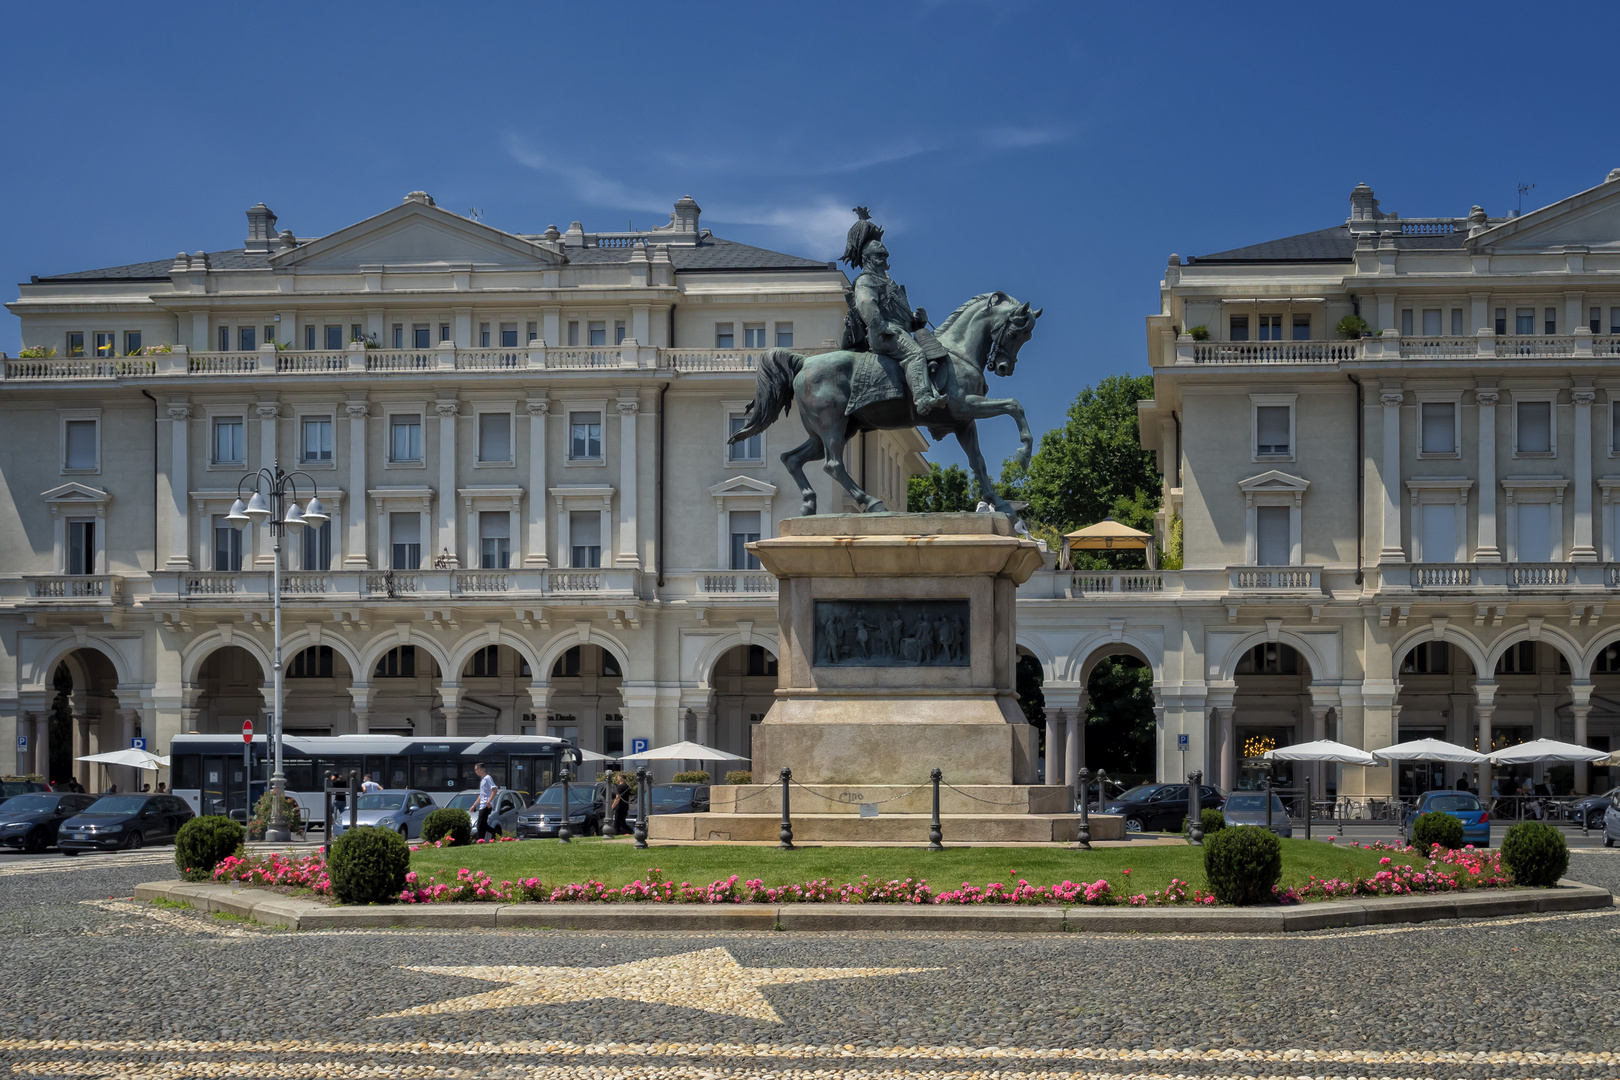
[1172, 329, 1620, 368]
[1227, 566, 1322, 594]
[695, 571, 778, 598]
[1069, 571, 1167, 596]
[1405, 562, 1614, 592]
[0, 574, 125, 610]
[149, 566, 642, 604]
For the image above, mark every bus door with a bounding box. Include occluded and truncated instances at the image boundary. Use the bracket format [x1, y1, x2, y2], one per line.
[510, 756, 555, 802]
[201, 756, 251, 820]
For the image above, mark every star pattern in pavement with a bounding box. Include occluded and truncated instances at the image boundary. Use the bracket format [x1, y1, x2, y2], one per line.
[376, 946, 940, 1023]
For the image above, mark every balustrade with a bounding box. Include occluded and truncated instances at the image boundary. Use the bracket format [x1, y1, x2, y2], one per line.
[1511, 564, 1571, 587]
[1413, 564, 1475, 587]
[1229, 566, 1319, 591]
[24, 575, 115, 599]
[1070, 571, 1165, 594]
[699, 571, 777, 594]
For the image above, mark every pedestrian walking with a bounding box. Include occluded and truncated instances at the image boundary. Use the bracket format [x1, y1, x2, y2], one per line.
[471, 763, 502, 840]
[360, 773, 382, 794]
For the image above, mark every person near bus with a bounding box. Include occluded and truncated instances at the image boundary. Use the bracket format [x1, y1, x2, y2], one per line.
[471, 763, 502, 840]
[360, 774, 382, 794]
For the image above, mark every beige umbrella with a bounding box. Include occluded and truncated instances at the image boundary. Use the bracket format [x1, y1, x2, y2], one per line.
[1064, 517, 1156, 569]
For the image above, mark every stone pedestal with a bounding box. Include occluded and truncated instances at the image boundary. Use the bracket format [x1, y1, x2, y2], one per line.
[750, 513, 1043, 785]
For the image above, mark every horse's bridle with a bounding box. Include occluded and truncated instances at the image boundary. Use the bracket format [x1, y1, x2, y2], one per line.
[937, 300, 1024, 373]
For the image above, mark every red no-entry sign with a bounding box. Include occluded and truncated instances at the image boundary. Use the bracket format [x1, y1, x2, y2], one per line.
[242, 720, 254, 743]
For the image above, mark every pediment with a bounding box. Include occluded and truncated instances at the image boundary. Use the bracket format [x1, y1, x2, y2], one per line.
[708, 475, 779, 498]
[1237, 470, 1309, 493]
[274, 200, 565, 270]
[1471, 176, 1620, 252]
[41, 482, 110, 504]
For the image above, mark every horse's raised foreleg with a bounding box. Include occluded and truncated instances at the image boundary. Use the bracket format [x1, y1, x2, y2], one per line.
[953, 419, 1016, 516]
[781, 436, 824, 516]
[957, 394, 1033, 470]
[819, 425, 888, 514]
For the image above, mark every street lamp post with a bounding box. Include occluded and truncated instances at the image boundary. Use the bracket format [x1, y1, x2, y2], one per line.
[227, 459, 328, 844]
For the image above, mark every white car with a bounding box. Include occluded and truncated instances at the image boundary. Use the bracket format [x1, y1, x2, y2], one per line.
[1604, 797, 1620, 848]
[446, 789, 528, 834]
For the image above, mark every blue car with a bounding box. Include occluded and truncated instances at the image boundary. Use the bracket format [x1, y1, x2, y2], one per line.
[1403, 790, 1491, 848]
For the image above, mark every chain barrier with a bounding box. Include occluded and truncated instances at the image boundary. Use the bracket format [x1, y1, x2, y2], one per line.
[789, 778, 929, 806]
[941, 782, 1038, 807]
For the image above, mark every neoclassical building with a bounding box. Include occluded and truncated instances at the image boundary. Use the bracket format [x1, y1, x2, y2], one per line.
[0, 193, 941, 787]
[1022, 173, 1620, 801]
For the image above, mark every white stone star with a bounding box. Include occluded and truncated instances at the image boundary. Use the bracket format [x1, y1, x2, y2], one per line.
[376, 946, 939, 1023]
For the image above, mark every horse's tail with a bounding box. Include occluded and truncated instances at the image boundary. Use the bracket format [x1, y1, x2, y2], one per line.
[729, 348, 803, 444]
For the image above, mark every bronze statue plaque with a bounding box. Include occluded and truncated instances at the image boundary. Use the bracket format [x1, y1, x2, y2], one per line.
[812, 599, 969, 667]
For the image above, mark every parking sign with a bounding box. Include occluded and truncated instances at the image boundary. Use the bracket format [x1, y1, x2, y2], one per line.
[1177, 734, 1190, 749]
[131, 737, 147, 750]
[15, 735, 25, 750]
[631, 738, 649, 755]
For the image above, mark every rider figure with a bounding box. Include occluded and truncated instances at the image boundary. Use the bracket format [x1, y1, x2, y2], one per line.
[842, 207, 945, 415]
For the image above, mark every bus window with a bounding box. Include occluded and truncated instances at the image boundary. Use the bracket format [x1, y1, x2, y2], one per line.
[283, 759, 315, 793]
[202, 757, 227, 817]
[175, 755, 202, 792]
[412, 758, 461, 792]
[510, 756, 555, 801]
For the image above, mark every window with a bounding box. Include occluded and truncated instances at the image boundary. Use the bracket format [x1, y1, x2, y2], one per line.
[1516, 401, 1552, 454]
[469, 644, 499, 677]
[1495, 308, 1507, 335]
[124, 331, 142, 356]
[1401, 642, 1449, 674]
[478, 413, 511, 463]
[588, 321, 607, 346]
[239, 327, 256, 351]
[1517, 502, 1553, 561]
[64, 419, 98, 470]
[527, 322, 538, 343]
[305, 325, 316, 350]
[569, 511, 601, 568]
[1420, 503, 1458, 561]
[730, 510, 761, 569]
[776, 322, 794, 348]
[1422, 309, 1442, 337]
[1594, 643, 1620, 673]
[1291, 316, 1310, 341]
[728, 414, 763, 462]
[1545, 308, 1557, 334]
[1611, 308, 1620, 335]
[479, 511, 510, 569]
[1400, 309, 1414, 336]
[301, 418, 333, 463]
[414, 324, 431, 349]
[212, 417, 244, 464]
[747, 644, 778, 676]
[326, 325, 344, 351]
[213, 515, 243, 571]
[553, 647, 581, 677]
[301, 519, 331, 570]
[289, 646, 334, 679]
[351, 324, 362, 343]
[392, 324, 403, 349]
[67, 520, 95, 575]
[744, 323, 767, 348]
[66, 332, 84, 357]
[390, 513, 421, 569]
[375, 646, 417, 678]
[218, 326, 231, 352]
[1496, 641, 1538, 676]
[1593, 307, 1603, 334]
[1420, 402, 1456, 454]
[439, 323, 451, 342]
[603, 718, 624, 755]
[1255, 405, 1290, 456]
[1229, 315, 1249, 341]
[389, 415, 423, 462]
[602, 650, 621, 677]
[500, 323, 518, 348]
[569, 412, 602, 460]
[479, 322, 491, 348]
[567, 321, 579, 347]
[264, 325, 276, 347]
[1613, 403, 1620, 452]
[1515, 308, 1535, 335]
[1452, 309, 1464, 335]
[716, 322, 735, 348]
[1238, 643, 1298, 675]
[1255, 506, 1290, 565]
[614, 320, 626, 344]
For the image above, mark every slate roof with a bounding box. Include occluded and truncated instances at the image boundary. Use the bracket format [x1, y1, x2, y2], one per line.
[1189, 224, 1473, 264]
[34, 237, 834, 283]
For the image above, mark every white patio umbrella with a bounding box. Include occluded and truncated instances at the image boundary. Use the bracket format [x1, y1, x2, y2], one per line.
[1487, 738, 1610, 766]
[621, 740, 750, 762]
[74, 748, 169, 770]
[1372, 738, 1487, 765]
[1262, 739, 1378, 766]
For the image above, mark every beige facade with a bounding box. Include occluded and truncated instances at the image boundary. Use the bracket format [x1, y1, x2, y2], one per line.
[0, 193, 928, 787]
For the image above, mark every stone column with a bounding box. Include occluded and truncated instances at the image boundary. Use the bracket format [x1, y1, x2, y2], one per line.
[1572, 681, 1594, 794]
[1045, 711, 1066, 789]
[1218, 708, 1237, 792]
[615, 396, 640, 568]
[1475, 388, 1501, 561]
[120, 709, 137, 793]
[1379, 386, 1407, 563]
[1573, 389, 1598, 561]
[1476, 682, 1497, 798]
[345, 400, 369, 566]
[166, 402, 193, 569]
[254, 401, 279, 567]
[436, 400, 459, 565]
[439, 685, 462, 738]
[525, 397, 550, 566]
[35, 715, 50, 784]
[1064, 703, 1082, 807]
[348, 685, 374, 735]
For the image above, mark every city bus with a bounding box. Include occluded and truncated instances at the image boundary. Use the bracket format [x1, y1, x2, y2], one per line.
[169, 733, 571, 828]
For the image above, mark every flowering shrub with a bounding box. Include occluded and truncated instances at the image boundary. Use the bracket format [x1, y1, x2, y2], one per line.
[1270, 841, 1512, 903]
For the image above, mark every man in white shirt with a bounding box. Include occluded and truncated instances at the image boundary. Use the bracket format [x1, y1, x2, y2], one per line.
[471, 763, 502, 840]
[360, 774, 383, 794]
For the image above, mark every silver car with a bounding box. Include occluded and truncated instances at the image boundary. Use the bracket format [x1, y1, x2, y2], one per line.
[446, 789, 528, 834]
[330, 789, 438, 839]
[1220, 792, 1293, 838]
[1605, 796, 1620, 848]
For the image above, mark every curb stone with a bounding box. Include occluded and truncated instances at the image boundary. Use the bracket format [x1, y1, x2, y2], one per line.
[129, 879, 1612, 933]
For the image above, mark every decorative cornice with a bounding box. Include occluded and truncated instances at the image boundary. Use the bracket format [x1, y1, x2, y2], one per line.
[255, 403, 281, 421]
[616, 401, 640, 416]
[1379, 392, 1405, 408]
[525, 400, 551, 416]
[1572, 390, 1597, 406]
[1474, 390, 1500, 407]
[344, 403, 370, 420]
[167, 405, 192, 422]
[435, 401, 460, 418]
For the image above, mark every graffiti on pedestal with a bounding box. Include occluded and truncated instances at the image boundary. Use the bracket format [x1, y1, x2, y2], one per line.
[812, 599, 970, 668]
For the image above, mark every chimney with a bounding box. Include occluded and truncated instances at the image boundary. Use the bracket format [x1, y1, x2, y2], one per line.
[1347, 183, 1389, 234]
[403, 191, 436, 207]
[245, 203, 278, 253]
[671, 195, 701, 234]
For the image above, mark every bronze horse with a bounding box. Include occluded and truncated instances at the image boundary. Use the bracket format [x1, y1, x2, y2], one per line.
[727, 291, 1039, 516]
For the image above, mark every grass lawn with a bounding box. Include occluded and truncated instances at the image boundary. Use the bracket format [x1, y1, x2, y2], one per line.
[409, 837, 1438, 900]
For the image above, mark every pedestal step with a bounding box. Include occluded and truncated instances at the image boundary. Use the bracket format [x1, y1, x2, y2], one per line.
[648, 812, 1126, 844]
[711, 784, 1070, 816]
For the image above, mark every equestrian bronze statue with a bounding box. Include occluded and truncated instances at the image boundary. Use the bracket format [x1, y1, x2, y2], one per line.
[727, 207, 1039, 517]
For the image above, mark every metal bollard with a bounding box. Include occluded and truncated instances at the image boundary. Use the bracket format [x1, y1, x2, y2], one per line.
[558, 769, 573, 844]
[778, 767, 795, 850]
[633, 766, 650, 849]
[1188, 770, 1204, 845]
[602, 767, 617, 839]
[1075, 767, 1091, 850]
[323, 786, 333, 854]
[928, 768, 944, 851]
[348, 770, 359, 832]
[1264, 768, 1273, 833]
[1303, 771, 1312, 842]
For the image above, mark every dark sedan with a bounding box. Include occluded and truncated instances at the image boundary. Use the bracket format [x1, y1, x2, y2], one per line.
[58, 794, 194, 854]
[1568, 785, 1620, 829]
[516, 782, 606, 838]
[1103, 783, 1225, 833]
[0, 779, 50, 808]
[0, 793, 98, 853]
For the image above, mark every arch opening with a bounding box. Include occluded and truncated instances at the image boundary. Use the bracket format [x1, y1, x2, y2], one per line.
[1230, 643, 1313, 791]
[697, 643, 778, 768]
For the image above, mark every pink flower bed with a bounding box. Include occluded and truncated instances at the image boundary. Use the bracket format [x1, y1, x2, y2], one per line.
[205, 838, 1516, 908]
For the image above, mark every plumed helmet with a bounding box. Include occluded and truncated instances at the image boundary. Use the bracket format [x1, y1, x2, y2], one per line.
[841, 206, 884, 267]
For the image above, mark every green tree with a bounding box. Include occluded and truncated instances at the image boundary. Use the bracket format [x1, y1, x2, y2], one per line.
[1085, 656, 1155, 776]
[906, 462, 979, 513]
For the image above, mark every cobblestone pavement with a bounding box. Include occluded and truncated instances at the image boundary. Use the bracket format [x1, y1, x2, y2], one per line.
[1, 851, 1618, 1079]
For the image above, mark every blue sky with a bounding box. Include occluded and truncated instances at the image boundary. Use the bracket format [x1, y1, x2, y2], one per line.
[3, 1, 1618, 470]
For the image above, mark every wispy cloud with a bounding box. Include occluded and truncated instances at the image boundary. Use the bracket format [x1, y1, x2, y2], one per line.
[705, 198, 857, 258]
[504, 134, 670, 214]
[812, 139, 941, 175]
[980, 126, 1068, 151]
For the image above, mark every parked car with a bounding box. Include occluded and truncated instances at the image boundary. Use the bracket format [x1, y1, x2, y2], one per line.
[330, 789, 438, 839]
[58, 793, 194, 854]
[1604, 796, 1620, 848]
[516, 781, 605, 838]
[1402, 790, 1491, 848]
[1218, 792, 1292, 838]
[1568, 785, 1620, 829]
[0, 793, 98, 853]
[628, 783, 711, 830]
[0, 779, 50, 809]
[1103, 783, 1225, 833]
[446, 788, 529, 834]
